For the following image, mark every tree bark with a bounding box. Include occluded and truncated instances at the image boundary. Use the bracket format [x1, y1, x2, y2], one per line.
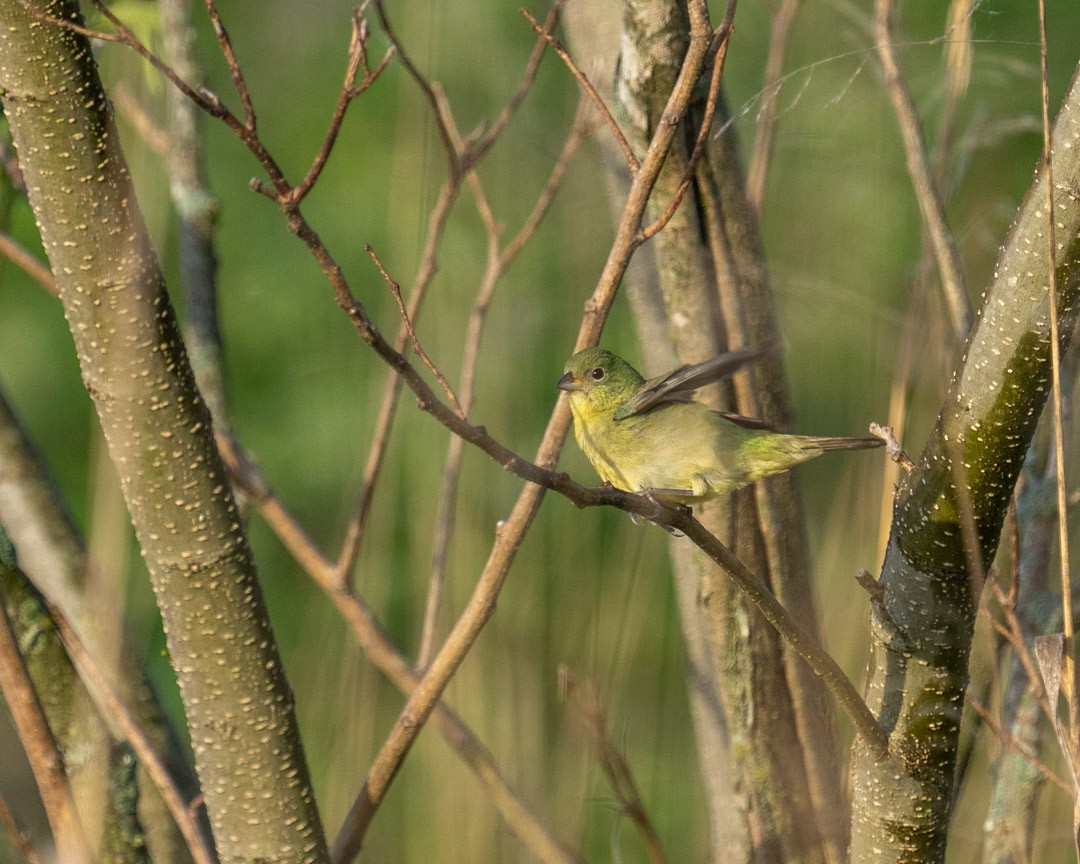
[0, 3, 329, 862]
[850, 58, 1080, 862]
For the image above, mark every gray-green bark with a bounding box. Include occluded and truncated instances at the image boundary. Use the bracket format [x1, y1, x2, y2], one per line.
[0, 3, 328, 862]
[982, 444, 1062, 862]
[850, 59, 1080, 862]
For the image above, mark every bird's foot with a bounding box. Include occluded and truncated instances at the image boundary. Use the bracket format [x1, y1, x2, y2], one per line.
[634, 488, 693, 535]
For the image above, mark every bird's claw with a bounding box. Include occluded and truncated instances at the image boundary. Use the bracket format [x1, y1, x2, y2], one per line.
[631, 488, 692, 535]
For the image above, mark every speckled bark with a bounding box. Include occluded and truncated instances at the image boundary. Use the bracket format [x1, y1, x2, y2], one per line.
[849, 62, 1080, 862]
[982, 447, 1061, 863]
[0, 3, 328, 862]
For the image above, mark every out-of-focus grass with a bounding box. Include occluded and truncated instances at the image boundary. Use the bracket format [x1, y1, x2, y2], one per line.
[1, 0, 1079, 861]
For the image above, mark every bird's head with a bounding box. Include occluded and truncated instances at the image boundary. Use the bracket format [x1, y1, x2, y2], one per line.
[557, 348, 644, 419]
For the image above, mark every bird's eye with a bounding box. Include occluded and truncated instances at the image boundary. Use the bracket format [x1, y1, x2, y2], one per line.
[591, 367, 605, 380]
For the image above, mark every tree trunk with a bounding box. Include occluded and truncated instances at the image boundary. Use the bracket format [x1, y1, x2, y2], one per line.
[850, 58, 1080, 862]
[0, 3, 329, 861]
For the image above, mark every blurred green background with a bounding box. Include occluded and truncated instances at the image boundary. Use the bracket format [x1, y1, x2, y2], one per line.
[2, 0, 1079, 861]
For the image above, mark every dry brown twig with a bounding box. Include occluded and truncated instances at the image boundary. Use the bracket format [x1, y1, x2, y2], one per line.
[333, 0, 568, 586]
[869, 421, 914, 472]
[419, 95, 592, 669]
[0, 796, 40, 864]
[0, 592, 90, 864]
[215, 433, 586, 864]
[561, 669, 669, 864]
[0, 232, 56, 297]
[1037, 0, 1076, 732]
[288, 5, 394, 206]
[638, 18, 733, 243]
[366, 245, 465, 418]
[983, 579, 1054, 723]
[521, 6, 638, 173]
[44, 601, 217, 864]
[968, 695, 1071, 794]
[111, 83, 171, 159]
[873, 0, 971, 340]
[745, 0, 802, 216]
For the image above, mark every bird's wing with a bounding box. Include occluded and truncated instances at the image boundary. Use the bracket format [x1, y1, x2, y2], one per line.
[614, 342, 776, 419]
[715, 411, 776, 431]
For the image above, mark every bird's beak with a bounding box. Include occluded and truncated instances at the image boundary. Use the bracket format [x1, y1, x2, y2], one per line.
[556, 371, 583, 392]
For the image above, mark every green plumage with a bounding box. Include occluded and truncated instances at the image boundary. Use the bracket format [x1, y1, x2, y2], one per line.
[557, 347, 881, 505]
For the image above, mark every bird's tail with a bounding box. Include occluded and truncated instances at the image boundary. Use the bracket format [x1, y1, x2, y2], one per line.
[803, 436, 883, 453]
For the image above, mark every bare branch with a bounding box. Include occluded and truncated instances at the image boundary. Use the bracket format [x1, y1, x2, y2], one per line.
[199, 0, 254, 125]
[335, 177, 464, 584]
[289, 7, 394, 205]
[521, 6, 639, 173]
[216, 433, 586, 864]
[873, 0, 971, 339]
[745, 0, 802, 216]
[869, 421, 914, 471]
[373, 0, 461, 171]
[968, 695, 1070, 793]
[111, 83, 171, 158]
[0, 795, 41, 864]
[1038, 0, 1076, 724]
[366, 245, 465, 418]
[420, 98, 591, 668]
[0, 232, 56, 296]
[46, 600, 217, 864]
[0, 586, 90, 864]
[470, 0, 569, 163]
[561, 670, 669, 864]
[638, 18, 732, 242]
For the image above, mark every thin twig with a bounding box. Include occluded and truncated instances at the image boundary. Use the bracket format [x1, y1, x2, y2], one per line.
[366, 245, 465, 419]
[561, 670, 669, 864]
[470, 0, 569, 165]
[215, 433, 586, 864]
[0, 232, 56, 296]
[0, 793, 41, 864]
[984, 582, 1054, 723]
[745, 0, 802, 217]
[331, 5, 755, 858]
[289, 7, 394, 205]
[111, 83, 171, 159]
[0, 141, 26, 194]
[869, 421, 914, 471]
[419, 98, 591, 668]
[46, 600, 218, 864]
[0, 591, 90, 864]
[373, 0, 461, 172]
[1038, 0, 1075, 720]
[968, 695, 1071, 793]
[199, 0, 254, 126]
[873, 0, 971, 340]
[638, 18, 733, 242]
[335, 0, 565, 583]
[521, 7, 639, 173]
[334, 179, 464, 585]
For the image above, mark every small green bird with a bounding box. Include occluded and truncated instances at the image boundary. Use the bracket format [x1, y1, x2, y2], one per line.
[557, 346, 881, 506]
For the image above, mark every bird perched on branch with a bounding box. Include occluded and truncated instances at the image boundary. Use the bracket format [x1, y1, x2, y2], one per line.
[557, 345, 881, 507]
